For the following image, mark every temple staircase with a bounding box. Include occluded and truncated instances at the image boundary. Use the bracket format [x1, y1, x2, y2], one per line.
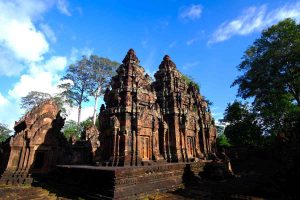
[0, 170, 33, 185]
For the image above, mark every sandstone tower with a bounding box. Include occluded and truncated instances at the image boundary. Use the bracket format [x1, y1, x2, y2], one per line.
[99, 49, 216, 166]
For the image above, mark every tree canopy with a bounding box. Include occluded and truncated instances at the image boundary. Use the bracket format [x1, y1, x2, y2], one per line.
[59, 55, 119, 131]
[0, 123, 12, 142]
[232, 18, 300, 135]
[21, 91, 51, 111]
[62, 118, 94, 140]
[20, 91, 70, 116]
[88, 55, 119, 125]
[59, 56, 94, 131]
[223, 101, 262, 147]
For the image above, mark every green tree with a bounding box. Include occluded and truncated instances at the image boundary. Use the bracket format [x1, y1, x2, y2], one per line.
[80, 117, 93, 139]
[232, 18, 300, 135]
[223, 101, 249, 124]
[20, 91, 70, 116]
[0, 123, 12, 142]
[20, 91, 51, 111]
[62, 120, 78, 140]
[216, 134, 231, 148]
[59, 56, 94, 133]
[223, 101, 262, 147]
[216, 123, 231, 148]
[88, 56, 119, 125]
[62, 118, 95, 141]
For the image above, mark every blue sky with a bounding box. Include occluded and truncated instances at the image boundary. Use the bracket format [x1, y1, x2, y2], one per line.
[1, 0, 300, 129]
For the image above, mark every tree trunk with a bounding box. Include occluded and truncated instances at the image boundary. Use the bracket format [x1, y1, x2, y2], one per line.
[77, 104, 82, 135]
[92, 87, 101, 125]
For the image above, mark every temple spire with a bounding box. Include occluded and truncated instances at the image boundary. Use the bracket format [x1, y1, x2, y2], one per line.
[122, 48, 140, 65]
[159, 55, 176, 69]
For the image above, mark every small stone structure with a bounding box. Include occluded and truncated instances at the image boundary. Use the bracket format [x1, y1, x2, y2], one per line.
[0, 100, 66, 184]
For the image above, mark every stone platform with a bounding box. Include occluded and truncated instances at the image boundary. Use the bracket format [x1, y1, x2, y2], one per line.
[53, 161, 210, 199]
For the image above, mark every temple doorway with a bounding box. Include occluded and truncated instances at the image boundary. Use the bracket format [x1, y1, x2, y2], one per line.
[140, 136, 150, 160]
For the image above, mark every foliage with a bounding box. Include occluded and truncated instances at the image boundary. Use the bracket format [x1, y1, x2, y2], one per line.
[202, 96, 213, 112]
[181, 73, 200, 91]
[62, 118, 96, 140]
[232, 18, 300, 135]
[89, 55, 119, 95]
[223, 101, 263, 147]
[216, 125, 225, 136]
[59, 55, 119, 130]
[224, 101, 250, 124]
[62, 120, 79, 140]
[0, 123, 12, 142]
[59, 56, 94, 132]
[20, 91, 70, 116]
[216, 134, 231, 148]
[88, 55, 119, 125]
[216, 124, 231, 148]
[80, 117, 93, 139]
[21, 91, 51, 111]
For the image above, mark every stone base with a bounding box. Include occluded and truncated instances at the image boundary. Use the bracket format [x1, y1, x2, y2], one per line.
[0, 170, 33, 185]
[53, 161, 209, 199]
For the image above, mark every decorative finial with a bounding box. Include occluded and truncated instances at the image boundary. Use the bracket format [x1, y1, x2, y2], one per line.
[163, 55, 170, 61]
[159, 55, 176, 69]
[122, 48, 139, 65]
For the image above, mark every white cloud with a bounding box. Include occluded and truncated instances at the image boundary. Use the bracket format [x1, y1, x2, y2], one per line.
[8, 56, 67, 99]
[0, 48, 25, 76]
[57, 0, 71, 16]
[67, 106, 94, 122]
[0, 3, 49, 64]
[40, 23, 57, 43]
[179, 4, 202, 21]
[43, 56, 67, 72]
[168, 41, 177, 49]
[0, 99, 23, 129]
[0, 0, 58, 76]
[0, 92, 8, 106]
[186, 30, 205, 46]
[0, 0, 74, 129]
[9, 71, 57, 99]
[186, 38, 199, 46]
[211, 112, 223, 121]
[140, 49, 156, 78]
[209, 2, 300, 44]
[182, 61, 200, 70]
[69, 47, 94, 64]
[2, 19, 49, 62]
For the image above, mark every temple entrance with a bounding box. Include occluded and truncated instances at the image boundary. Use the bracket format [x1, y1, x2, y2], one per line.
[140, 136, 150, 160]
[33, 151, 45, 169]
[187, 137, 195, 157]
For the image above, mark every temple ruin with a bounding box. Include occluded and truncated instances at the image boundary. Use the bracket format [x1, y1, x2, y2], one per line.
[99, 49, 216, 166]
[0, 100, 66, 184]
[0, 49, 217, 198]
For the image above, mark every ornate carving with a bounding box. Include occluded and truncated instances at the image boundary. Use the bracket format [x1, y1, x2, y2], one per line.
[1, 100, 66, 184]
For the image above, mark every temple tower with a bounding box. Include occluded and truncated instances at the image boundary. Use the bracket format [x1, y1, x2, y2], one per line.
[153, 55, 214, 162]
[99, 49, 163, 166]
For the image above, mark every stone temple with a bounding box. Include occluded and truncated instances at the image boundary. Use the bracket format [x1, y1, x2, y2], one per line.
[99, 49, 216, 166]
[0, 49, 217, 199]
